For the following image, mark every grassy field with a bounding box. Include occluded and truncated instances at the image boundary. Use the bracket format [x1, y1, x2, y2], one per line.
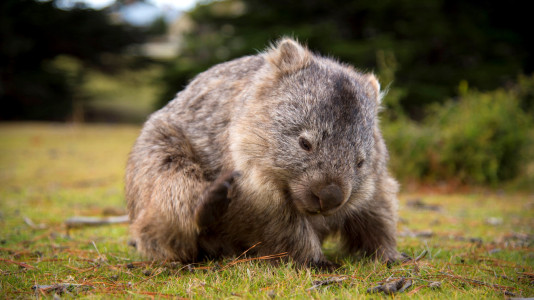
[0, 123, 532, 299]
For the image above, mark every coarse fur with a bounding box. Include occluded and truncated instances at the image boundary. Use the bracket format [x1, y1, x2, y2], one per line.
[125, 38, 401, 269]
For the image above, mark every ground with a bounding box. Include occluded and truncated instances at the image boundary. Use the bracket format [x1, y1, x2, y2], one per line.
[0, 123, 532, 299]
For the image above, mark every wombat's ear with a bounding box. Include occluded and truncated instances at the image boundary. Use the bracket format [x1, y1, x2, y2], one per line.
[364, 74, 383, 104]
[265, 38, 311, 74]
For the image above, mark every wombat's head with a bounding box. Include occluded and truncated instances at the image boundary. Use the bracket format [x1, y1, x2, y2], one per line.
[234, 38, 385, 215]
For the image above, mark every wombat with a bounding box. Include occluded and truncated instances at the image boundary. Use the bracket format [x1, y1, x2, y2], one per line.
[125, 38, 402, 269]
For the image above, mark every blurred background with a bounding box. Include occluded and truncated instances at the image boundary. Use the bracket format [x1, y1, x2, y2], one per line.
[1, 0, 532, 190]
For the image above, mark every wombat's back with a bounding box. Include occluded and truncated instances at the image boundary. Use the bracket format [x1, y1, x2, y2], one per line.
[133, 55, 265, 176]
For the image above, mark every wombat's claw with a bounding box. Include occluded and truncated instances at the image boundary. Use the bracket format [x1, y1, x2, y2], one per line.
[309, 260, 341, 272]
[196, 171, 240, 230]
[127, 240, 137, 248]
[401, 252, 412, 262]
[386, 252, 411, 267]
[220, 171, 241, 189]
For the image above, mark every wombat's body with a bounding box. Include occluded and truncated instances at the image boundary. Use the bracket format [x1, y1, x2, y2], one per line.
[126, 39, 401, 268]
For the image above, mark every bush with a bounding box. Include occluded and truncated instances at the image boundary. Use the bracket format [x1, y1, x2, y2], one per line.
[0, 0, 144, 121]
[430, 89, 530, 183]
[384, 78, 533, 185]
[382, 117, 434, 181]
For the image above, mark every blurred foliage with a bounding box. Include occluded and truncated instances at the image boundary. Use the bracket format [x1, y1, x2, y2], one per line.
[0, 0, 145, 121]
[146, 16, 168, 36]
[80, 60, 164, 123]
[384, 76, 533, 186]
[157, 0, 531, 116]
[431, 90, 530, 184]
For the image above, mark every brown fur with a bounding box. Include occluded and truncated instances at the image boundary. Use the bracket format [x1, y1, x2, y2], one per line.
[125, 38, 401, 268]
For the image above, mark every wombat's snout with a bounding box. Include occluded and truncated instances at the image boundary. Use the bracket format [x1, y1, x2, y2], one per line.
[311, 183, 344, 213]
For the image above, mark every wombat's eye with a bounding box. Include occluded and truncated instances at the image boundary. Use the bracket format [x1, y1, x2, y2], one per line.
[357, 159, 365, 168]
[298, 137, 312, 151]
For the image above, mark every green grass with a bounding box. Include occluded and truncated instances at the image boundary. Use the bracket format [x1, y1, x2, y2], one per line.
[0, 123, 532, 298]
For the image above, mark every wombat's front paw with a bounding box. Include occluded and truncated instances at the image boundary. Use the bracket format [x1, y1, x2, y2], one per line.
[195, 171, 240, 230]
[384, 252, 411, 267]
[308, 260, 342, 272]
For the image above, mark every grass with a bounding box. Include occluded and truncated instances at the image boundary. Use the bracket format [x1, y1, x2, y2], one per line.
[0, 123, 532, 299]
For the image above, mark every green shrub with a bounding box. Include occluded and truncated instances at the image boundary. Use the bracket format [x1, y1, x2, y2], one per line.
[382, 117, 434, 181]
[383, 77, 533, 185]
[429, 89, 530, 184]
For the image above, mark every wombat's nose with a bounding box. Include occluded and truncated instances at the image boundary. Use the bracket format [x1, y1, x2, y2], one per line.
[315, 184, 344, 212]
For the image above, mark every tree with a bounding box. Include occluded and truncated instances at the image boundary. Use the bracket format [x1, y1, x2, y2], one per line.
[0, 0, 145, 120]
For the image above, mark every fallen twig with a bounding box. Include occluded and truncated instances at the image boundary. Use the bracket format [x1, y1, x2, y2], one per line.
[65, 215, 129, 229]
[0, 258, 36, 269]
[115, 261, 154, 269]
[406, 198, 442, 211]
[307, 276, 348, 291]
[32, 283, 93, 295]
[222, 252, 288, 269]
[100, 289, 187, 299]
[227, 242, 261, 265]
[367, 277, 413, 294]
[23, 216, 47, 229]
[219, 243, 288, 270]
[414, 249, 428, 262]
[438, 272, 519, 295]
